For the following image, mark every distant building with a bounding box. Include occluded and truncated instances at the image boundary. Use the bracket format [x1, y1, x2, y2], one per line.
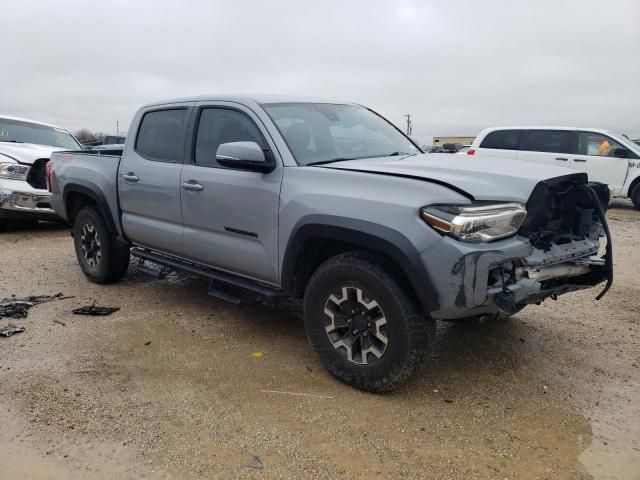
[433, 136, 475, 146]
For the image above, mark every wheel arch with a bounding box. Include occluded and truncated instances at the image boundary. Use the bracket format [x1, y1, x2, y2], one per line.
[63, 182, 119, 237]
[281, 216, 439, 313]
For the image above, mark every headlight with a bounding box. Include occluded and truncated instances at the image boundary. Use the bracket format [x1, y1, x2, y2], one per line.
[420, 202, 527, 243]
[0, 162, 30, 180]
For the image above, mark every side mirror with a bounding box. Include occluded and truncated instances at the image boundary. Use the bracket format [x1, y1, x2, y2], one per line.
[613, 147, 630, 158]
[215, 141, 275, 173]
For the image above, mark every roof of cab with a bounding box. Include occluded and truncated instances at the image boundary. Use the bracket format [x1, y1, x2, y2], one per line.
[140, 94, 352, 109]
[0, 114, 66, 130]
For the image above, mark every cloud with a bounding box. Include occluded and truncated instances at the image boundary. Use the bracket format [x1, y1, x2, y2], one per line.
[1, 0, 638, 142]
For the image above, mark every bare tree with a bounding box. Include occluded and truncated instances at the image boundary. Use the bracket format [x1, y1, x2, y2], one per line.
[74, 128, 97, 144]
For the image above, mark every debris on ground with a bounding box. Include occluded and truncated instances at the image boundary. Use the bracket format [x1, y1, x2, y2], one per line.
[260, 389, 334, 399]
[72, 305, 120, 316]
[0, 293, 70, 319]
[53, 319, 66, 326]
[246, 456, 263, 469]
[144, 341, 152, 346]
[0, 324, 25, 337]
[250, 351, 264, 358]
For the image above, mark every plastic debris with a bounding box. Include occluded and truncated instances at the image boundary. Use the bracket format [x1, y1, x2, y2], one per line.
[0, 293, 69, 319]
[246, 456, 263, 469]
[250, 351, 264, 358]
[0, 324, 25, 337]
[72, 305, 120, 316]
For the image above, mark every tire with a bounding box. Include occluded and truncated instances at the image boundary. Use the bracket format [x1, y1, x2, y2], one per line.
[73, 206, 130, 284]
[631, 185, 640, 209]
[303, 252, 434, 392]
[0, 218, 8, 232]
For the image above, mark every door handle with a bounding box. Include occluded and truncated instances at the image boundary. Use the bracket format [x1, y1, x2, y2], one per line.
[122, 173, 139, 182]
[555, 157, 568, 162]
[182, 181, 204, 192]
[573, 158, 587, 163]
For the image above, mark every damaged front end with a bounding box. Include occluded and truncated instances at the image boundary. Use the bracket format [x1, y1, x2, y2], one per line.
[427, 173, 613, 320]
[489, 174, 612, 314]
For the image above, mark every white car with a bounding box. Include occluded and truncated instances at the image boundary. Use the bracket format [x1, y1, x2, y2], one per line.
[0, 115, 81, 230]
[468, 127, 640, 208]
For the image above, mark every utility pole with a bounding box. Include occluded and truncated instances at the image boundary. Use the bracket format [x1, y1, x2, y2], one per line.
[404, 114, 412, 136]
[116, 120, 119, 134]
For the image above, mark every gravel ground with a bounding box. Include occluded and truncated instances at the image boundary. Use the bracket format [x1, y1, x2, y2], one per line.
[0, 201, 638, 479]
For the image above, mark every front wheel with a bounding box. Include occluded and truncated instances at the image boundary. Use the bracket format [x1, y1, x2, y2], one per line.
[303, 252, 434, 392]
[631, 185, 640, 209]
[73, 206, 130, 284]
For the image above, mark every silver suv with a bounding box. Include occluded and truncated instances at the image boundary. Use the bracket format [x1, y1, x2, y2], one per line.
[48, 95, 613, 391]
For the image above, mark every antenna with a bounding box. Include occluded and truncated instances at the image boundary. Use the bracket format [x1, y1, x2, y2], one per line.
[404, 114, 412, 136]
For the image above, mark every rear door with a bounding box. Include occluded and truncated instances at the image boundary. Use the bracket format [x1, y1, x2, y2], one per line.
[180, 102, 283, 284]
[571, 132, 631, 194]
[517, 129, 575, 167]
[476, 129, 522, 159]
[118, 105, 192, 256]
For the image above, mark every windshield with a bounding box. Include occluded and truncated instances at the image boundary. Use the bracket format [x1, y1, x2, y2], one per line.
[0, 117, 80, 149]
[262, 103, 420, 165]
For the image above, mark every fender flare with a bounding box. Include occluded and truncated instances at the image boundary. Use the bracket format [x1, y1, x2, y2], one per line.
[281, 215, 439, 313]
[62, 182, 120, 237]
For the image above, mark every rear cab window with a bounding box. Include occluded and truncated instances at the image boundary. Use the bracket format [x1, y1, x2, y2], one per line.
[135, 108, 189, 162]
[479, 130, 523, 150]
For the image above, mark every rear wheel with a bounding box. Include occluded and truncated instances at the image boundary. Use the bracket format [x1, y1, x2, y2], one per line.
[631, 185, 640, 209]
[73, 206, 130, 284]
[303, 252, 434, 392]
[0, 218, 7, 232]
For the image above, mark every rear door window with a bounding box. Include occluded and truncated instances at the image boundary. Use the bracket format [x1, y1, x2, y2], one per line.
[524, 130, 574, 154]
[479, 130, 523, 150]
[135, 108, 188, 162]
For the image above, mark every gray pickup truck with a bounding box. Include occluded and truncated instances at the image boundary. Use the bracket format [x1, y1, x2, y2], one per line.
[48, 95, 612, 392]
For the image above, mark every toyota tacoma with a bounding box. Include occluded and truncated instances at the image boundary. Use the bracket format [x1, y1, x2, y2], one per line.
[48, 95, 613, 392]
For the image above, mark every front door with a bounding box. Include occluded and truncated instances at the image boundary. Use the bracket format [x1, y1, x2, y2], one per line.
[119, 106, 191, 256]
[180, 103, 283, 284]
[571, 132, 630, 194]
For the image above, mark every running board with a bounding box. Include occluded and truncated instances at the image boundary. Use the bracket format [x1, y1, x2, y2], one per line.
[130, 247, 282, 301]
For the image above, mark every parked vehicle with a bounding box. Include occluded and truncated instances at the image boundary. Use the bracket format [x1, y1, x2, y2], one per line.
[442, 142, 463, 153]
[48, 96, 612, 391]
[469, 127, 640, 208]
[0, 115, 81, 230]
[423, 145, 445, 153]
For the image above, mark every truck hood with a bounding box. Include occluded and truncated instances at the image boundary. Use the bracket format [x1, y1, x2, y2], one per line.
[0, 143, 67, 165]
[320, 153, 582, 202]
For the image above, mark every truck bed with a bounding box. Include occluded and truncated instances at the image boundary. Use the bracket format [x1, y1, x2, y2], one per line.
[49, 150, 123, 234]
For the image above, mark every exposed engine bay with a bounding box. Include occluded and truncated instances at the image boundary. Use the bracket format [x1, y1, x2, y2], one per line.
[488, 174, 613, 314]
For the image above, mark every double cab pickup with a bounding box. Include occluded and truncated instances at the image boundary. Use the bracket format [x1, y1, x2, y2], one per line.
[49, 95, 613, 391]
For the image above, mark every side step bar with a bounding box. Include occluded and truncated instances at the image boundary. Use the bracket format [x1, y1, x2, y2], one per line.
[130, 247, 283, 303]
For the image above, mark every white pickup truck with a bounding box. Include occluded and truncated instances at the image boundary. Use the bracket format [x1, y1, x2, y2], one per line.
[0, 115, 81, 230]
[469, 127, 640, 208]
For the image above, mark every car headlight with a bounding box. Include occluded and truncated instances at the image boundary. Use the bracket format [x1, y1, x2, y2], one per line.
[420, 202, 527, 243]
[0, 162, 30, 180]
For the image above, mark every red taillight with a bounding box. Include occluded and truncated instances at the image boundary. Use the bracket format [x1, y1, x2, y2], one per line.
[45, 160, 52, 191]
[466, 149, 475, 155]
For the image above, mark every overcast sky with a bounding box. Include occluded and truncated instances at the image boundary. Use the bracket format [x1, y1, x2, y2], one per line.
[2, 0, 639, 143]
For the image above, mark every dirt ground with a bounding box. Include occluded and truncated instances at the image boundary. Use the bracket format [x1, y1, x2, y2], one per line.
[1, 201, 638, 480]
